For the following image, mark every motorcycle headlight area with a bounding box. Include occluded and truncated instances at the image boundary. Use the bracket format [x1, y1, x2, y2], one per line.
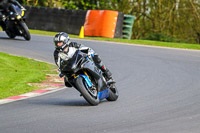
[17, 15, 21, 19]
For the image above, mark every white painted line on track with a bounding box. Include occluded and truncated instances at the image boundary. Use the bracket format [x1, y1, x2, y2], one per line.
[0, 87, 66, 105]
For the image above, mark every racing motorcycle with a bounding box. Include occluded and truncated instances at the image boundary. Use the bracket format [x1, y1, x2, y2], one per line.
[0, 4, 31, 40]
[58, 50, 119, 106]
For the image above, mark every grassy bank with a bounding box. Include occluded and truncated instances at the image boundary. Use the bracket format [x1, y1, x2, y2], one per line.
[30, 29, 200, 50]
[0, 52, 57, 99]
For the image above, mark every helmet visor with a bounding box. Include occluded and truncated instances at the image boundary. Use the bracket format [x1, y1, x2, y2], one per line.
[55, 41, 64, 47]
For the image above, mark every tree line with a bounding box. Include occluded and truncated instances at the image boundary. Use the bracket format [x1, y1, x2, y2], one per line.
[18, 0, 200, 44]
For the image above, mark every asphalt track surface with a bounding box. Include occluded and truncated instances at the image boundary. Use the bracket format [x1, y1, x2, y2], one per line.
[1, 32, 200, 133]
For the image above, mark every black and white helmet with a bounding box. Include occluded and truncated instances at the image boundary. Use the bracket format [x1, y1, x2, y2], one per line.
[54, 32, 70, 51]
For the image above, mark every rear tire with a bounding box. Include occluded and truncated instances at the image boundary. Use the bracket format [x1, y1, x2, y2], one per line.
[76, 77, 99, 106]
[107, 84, 119, 101]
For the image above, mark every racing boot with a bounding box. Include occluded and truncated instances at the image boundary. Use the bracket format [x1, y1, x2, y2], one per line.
[101, 65, 112, 81]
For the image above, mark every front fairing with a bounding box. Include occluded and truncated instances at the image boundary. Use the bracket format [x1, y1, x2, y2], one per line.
[81, 60, 107, 92]
[15, 6, 23, 16]
[9, 5, 25, 21]
[59, 50, 84, 73]
[81, 60, 101, 79]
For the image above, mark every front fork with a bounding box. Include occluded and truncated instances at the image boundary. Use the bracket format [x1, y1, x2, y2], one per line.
[73, 71, 93, 88]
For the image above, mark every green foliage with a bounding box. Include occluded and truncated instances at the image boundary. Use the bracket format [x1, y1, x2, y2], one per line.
[62, 0, 97, 10]
[132, 0, 200, 44]
[145, 33, 173, 42]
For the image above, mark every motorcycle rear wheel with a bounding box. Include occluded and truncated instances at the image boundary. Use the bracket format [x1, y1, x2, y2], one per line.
[106, 84, 119, 101]
[76, 77, 99, 106]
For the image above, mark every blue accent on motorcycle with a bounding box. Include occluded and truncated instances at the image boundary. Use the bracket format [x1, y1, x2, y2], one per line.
[98, 89, 109, 100]
[78, 75, 92, 88]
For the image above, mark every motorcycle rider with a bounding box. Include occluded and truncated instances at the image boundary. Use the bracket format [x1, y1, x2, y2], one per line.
[53, 32, 113, 87]
[0, 0, 24, 30]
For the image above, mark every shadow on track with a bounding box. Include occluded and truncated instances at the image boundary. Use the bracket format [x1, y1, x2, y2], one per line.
[27, 97, 108, 107]
[0, 36, 26, 41]
[27, 98, 92, 107]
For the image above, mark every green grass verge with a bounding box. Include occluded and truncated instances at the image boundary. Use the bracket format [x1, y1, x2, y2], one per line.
[30, 29, 200, 50]
[0, 52, 57, 99]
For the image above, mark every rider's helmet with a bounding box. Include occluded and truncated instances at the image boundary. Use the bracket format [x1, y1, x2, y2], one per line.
[0, 0, 8, 9]
[54, 32, 70, 51]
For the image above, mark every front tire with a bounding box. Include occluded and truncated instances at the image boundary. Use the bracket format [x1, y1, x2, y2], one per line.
[76, 77, 99, 106]
[19, 21, 31, 41]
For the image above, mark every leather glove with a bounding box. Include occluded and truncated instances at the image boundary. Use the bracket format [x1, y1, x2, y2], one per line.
[58, 69, 64, 78]
[21, 6, 26, 11]
[59, 72, 64, 78]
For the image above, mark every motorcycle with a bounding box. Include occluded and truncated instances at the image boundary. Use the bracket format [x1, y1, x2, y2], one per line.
[58, 50, 119, 106]
[0, 4, 31, 40]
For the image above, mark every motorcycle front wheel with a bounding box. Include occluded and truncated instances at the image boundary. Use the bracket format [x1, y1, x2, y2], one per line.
[75, 77, 99, 106]
[19, 21, 31, 41]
